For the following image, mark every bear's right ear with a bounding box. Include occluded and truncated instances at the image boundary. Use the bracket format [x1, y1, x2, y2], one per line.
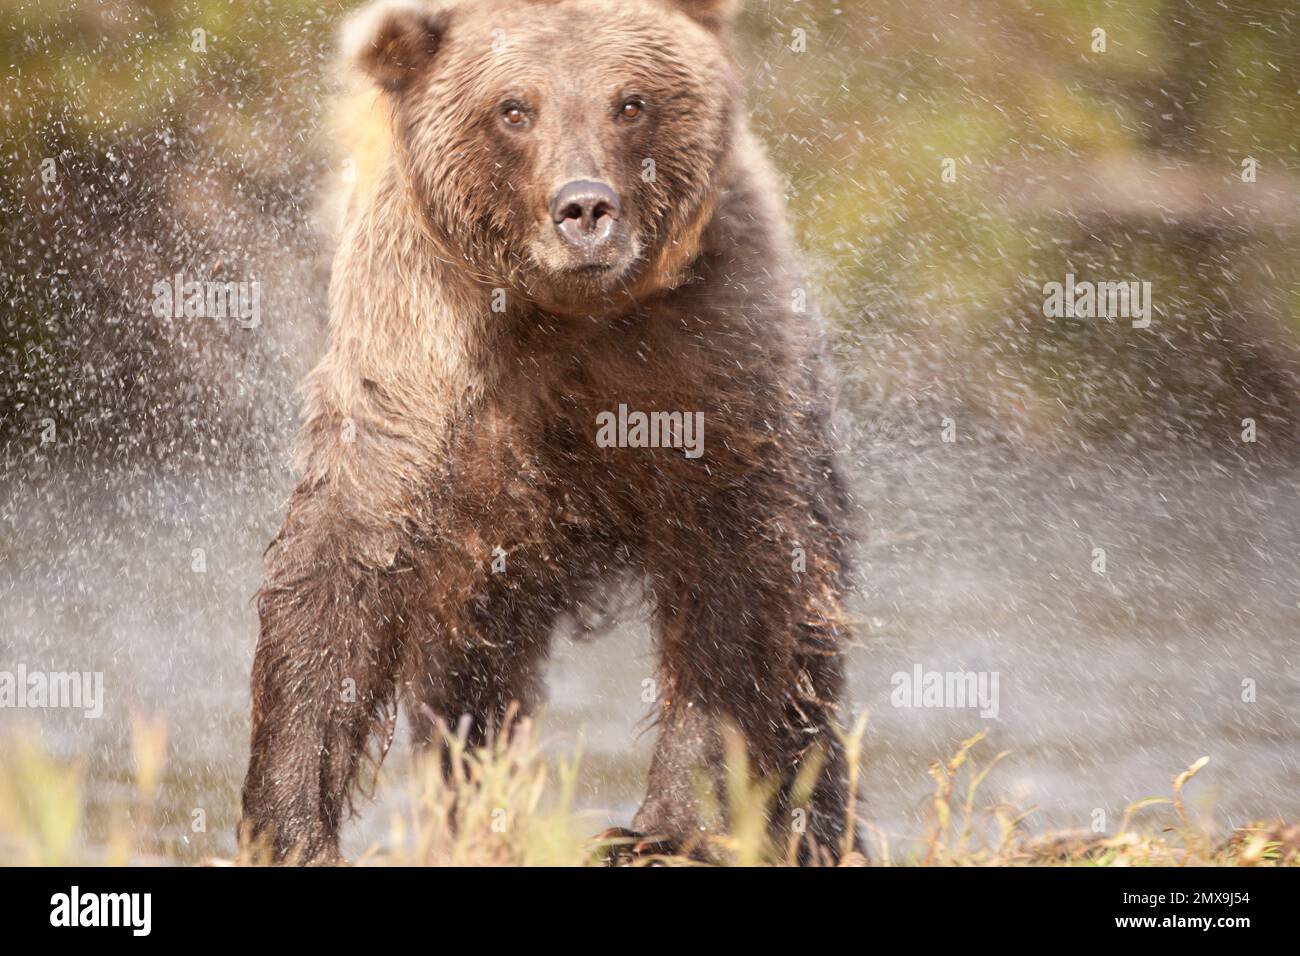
[342, 0, 449, 93]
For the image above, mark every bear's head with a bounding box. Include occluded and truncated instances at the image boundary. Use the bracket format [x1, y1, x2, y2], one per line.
[343, 0, 739, 315]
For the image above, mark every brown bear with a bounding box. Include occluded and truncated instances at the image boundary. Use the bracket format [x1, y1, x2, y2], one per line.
[240, 0, 857, 864]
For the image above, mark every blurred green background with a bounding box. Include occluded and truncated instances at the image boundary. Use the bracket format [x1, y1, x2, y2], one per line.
[2, 0, 1299, 462]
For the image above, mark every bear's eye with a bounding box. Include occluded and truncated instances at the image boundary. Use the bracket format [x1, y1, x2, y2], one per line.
[619, 98, 644, 120]
[501, 104, 530, 129]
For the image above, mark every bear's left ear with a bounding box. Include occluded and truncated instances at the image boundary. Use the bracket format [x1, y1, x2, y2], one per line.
[670, 0, 740, 31]
[342, 0, 450, 92]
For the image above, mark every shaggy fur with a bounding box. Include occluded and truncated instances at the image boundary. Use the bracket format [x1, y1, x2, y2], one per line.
[241, 0, 857, 864]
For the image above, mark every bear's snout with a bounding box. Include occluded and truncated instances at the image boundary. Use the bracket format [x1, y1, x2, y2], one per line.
[550, 180, 621, 258]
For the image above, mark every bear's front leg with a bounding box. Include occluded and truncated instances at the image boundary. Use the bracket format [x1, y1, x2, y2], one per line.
[240, 485, 408, 863]
[632, 482, 857, 865]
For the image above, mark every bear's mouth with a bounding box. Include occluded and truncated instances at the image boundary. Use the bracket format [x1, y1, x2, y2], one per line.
[526, 230, 641, 299]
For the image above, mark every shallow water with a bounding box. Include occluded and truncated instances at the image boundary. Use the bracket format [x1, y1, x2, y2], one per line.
[3, 441, 1298, 862]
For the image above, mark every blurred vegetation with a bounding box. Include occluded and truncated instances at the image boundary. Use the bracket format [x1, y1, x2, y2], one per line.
[744, 0, 1300, 453]
[4, 716, 1298, 866]
[2, 0, 1299, 467]
[1, 0, 332, 472]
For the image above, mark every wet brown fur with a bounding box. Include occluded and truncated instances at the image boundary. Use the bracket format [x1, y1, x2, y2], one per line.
[241, 0, 857, 864]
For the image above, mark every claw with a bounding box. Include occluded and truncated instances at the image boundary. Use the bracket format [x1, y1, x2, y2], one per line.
[590, 827, 680, 866]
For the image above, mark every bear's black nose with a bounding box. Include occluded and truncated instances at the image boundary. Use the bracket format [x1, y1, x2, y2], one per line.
[550, 180, 621, 252]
